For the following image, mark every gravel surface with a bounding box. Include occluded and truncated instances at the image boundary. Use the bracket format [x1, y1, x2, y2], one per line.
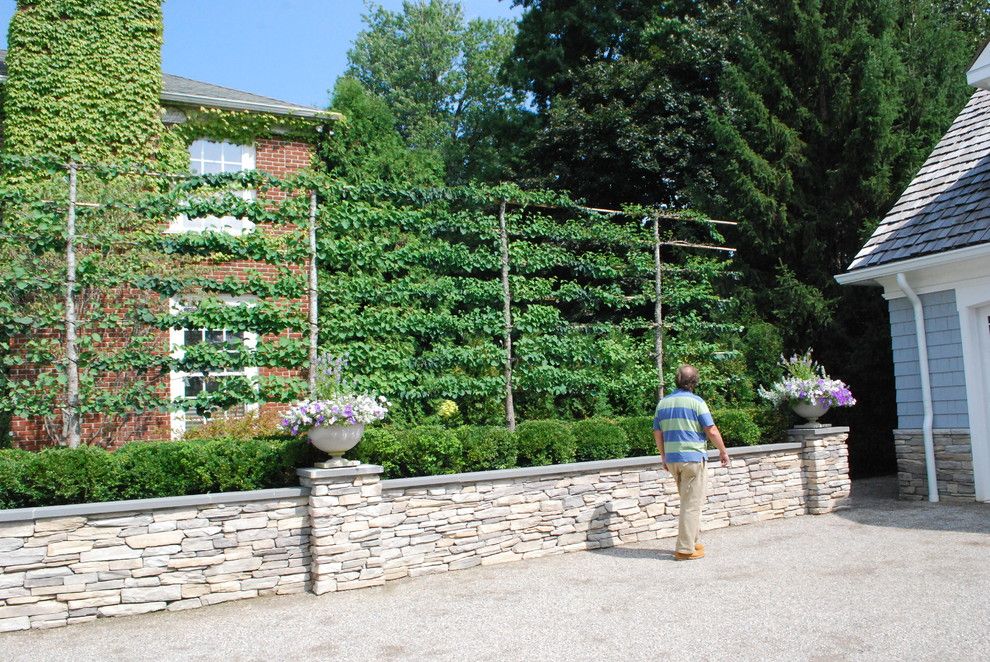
[2, 478, 988, 662]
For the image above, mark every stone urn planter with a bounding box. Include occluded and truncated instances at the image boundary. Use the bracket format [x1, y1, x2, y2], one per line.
[791, 401, 830, 427]
[308, 424, 365, 468]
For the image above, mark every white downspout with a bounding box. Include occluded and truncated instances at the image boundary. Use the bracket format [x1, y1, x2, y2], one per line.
[896, 273, 939, 502]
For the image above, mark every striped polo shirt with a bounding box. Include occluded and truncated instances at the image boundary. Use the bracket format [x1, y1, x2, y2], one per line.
[653, 389, 714, 463]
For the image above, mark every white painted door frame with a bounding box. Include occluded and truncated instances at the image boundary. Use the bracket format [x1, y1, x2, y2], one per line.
[957, 280, 990, 503]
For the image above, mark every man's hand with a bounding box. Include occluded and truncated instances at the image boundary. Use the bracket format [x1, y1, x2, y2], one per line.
[719, 449, 730, 467]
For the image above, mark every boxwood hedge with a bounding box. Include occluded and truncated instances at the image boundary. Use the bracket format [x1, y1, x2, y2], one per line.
[2, 409, 771, 508]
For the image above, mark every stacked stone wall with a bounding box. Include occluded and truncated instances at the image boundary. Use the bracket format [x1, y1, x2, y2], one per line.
[1, 428, 851, 631]
[0, 491, 309, 632]
[893, 429, 975, 501]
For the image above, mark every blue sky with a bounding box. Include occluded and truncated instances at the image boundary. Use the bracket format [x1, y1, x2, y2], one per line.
[0, 1, 522, 109]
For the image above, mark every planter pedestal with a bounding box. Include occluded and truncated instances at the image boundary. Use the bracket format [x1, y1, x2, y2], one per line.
[791, 401, 830, 428]
[307, 424, 365, 468]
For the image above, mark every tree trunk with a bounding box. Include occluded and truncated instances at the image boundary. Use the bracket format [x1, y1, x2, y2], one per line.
[308, 190, 319, 399]
[498, 199, 516, 431]
[63, 162, 81, 447]
[653, 213, 664, 400]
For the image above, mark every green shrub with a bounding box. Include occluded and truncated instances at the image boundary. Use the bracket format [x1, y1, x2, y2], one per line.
[0, 449, 39, 509]
[572, 419, 629, 462]
[515, 420, 576, 467]
[456, 425, 517, 472]
[713, 409, 761, 447]
[114, 441, 209, 499]
[615, 416, 656, 457]
[750, 406, 789, 444]
[349, 427, 404, 479]
[393, 426, 464, 477]
[195, 438, 306, 493]
[29, 446, 121, 506]
[0, 437, 319, 509]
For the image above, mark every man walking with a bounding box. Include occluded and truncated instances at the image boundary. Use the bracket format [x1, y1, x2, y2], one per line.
[653, 364, 730, 560]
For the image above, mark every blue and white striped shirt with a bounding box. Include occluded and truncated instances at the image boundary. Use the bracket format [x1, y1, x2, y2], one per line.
[653, 389, 713, 463]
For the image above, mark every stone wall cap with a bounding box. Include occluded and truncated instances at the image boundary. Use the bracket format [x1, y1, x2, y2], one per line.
[297, 464, 384, 481]
[0, 487, 309, 524]
[382, 443, 802, 490]
[786, 425, 850, 437]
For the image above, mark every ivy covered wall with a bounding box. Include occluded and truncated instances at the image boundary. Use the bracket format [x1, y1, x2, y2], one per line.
[2, 0, 166, 164]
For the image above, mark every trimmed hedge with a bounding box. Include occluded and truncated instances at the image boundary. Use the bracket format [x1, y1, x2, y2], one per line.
[2, 409, 781, 508]
[0, 438, 319, 510]
[515, 420, 577, 467]
[615, 416, 656, 457]
[713, 409, 761, 447]
[572, 420, 629, 462]
[456, 425, 518, 472]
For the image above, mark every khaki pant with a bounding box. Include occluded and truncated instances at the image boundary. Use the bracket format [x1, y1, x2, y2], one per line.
[669, 461, 707, 555]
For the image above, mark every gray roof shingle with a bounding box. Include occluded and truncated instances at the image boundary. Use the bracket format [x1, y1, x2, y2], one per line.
[847, 89, 990, 271]
[0, 49, 327, 119]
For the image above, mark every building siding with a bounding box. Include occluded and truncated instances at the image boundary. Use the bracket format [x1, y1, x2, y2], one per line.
[888, 289, 969, 430]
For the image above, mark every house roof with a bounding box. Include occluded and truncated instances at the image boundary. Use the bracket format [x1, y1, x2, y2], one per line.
[0, 49, 333, 120]
[845, 88, 990, 272]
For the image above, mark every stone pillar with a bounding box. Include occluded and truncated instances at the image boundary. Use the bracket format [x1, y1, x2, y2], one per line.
[297, 464, 385, 595]
[788, 425, 851, 515]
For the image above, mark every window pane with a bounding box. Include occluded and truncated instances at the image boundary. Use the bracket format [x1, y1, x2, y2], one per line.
[189, 160, 204, 175]
[221, 142, 243, 162]
[184, 376, 203, 397]
[205, 330, 225, 345]
[228, 332, 244, 346]
[201, 141, 223, 162]
[202, 161, 222, 174]
[205, 378, 219, 393]
[188, 140, 205, 161]
[184, 329, 202, 346]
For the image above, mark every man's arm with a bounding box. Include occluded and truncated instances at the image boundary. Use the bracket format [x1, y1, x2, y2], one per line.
[653, 429, 667, 470]
[705, 425, 730, 467]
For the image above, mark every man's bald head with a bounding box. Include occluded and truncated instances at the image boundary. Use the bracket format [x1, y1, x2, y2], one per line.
[675, 364, 699, 391]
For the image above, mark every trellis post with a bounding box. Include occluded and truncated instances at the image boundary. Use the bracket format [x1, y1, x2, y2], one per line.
[308, 190, 319, 399]
[64, 161, 81, 447]
[497, 198, 516, 431]
[652, 213, 664, 400]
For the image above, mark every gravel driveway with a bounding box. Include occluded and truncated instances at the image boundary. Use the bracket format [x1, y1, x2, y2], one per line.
[2, 477, 988, 662]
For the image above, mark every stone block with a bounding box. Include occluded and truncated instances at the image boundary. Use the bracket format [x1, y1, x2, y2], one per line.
[35, 518, 86, 534]
[0, 601, 67, 619]
[79, 546, 143, 562]
[98, 602, 166, 617]
[121, 586, 181, 603]
[167, 598, 203, 611]
[204, 557, 263, 576]
[167, 554, 225, 569]
[222, 517, 269, 533]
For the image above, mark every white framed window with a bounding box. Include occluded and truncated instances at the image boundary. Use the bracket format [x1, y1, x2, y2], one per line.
[168, 139, 257, 235]
[169, 296, 259, 438]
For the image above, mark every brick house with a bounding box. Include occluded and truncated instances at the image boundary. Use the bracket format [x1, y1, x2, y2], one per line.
[0, 49, 339, 447]
[836, 41, 990, 503]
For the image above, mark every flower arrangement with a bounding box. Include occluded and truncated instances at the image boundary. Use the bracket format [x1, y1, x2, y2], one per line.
[279, 396, 389, 436]
[279, 353, 390, 435]
[758, 351, 856, 408]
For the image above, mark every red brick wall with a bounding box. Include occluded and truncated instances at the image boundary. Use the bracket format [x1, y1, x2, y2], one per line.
[10, 137, 315, 449]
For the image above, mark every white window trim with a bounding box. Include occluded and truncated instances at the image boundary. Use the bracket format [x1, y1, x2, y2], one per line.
[167, 140, 257, 236]
[169, 296, 260, 439]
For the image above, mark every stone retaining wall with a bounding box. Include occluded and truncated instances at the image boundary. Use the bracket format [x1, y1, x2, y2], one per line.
[0, 490, 309, 632]
[299, 426, 849, 594]
[1, 427, 850, 631]
[893, 429, 975, 501]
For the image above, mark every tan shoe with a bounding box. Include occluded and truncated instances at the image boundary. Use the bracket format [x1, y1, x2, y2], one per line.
[695, 543, 705, 553]
[674, 549, 705, 561]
